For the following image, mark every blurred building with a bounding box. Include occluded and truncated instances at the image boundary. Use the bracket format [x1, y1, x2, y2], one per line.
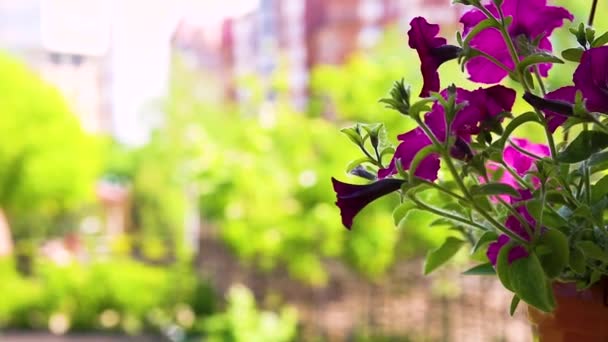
[207, 0, 461, 111]
[0, 0, 112, 134]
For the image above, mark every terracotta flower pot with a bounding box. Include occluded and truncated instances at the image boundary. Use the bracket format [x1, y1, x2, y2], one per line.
[528, 279, 608, 341]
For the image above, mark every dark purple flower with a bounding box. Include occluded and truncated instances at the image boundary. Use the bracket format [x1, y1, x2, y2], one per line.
[409, 17, 461, 97]
[332, 177, 405, 229]
[523, 86, 575, 132]
[460, 0, 573, 83]
[379, 85, 516, 180]
[574, 46, 608, 114]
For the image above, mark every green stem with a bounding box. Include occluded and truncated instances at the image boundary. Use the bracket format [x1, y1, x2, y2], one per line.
[499, 160, 534, 191]
[418, 179, 468, 203]
[415, 100, 528, 246]
[507, 140, 544, 160]
[470, 48, 513, 73]
[497, 197, 535, 239]
[536, 182, 547, 240]
[589, 0, 599, 26]
[359, 145, 382, 168]
[409, 195, 489, 231]
[533, 66, 547, 96]
[492, 5, 558, 160]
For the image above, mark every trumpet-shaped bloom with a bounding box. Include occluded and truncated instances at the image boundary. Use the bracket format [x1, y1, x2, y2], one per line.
[332, 178, 404, 229]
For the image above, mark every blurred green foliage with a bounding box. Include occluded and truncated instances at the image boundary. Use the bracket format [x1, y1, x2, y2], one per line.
[164, 53, 446, 286]
[0, 53, 101, 241]
[198, 285, 298, 342]
[0, 258, 215, 334]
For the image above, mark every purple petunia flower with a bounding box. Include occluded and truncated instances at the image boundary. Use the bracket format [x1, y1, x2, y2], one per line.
[331, 177, 405, 229]
[379, 85, 516, 180]
[377, 128, 441, 181]
[524, 47, 608, 130]
[409, 17, 461, 97]
[460, 0, 573, 83]
[488, 138, 549, 194]
[574, 46, 608, 114]
[487, 234, 529, 265]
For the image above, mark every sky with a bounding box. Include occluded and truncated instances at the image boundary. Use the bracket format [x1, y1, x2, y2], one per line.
[111, 0, 260, 145]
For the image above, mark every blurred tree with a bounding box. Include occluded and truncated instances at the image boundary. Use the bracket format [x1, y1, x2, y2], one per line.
[0, 53, 101, 249]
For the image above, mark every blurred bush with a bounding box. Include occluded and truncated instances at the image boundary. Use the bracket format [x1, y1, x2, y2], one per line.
[0, 258, 215, 335]
[197, 284, 298, 342]
[0, 53, 102, 243]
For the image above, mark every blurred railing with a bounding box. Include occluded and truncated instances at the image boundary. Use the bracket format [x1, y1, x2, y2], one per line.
[196, 229, 531, 342]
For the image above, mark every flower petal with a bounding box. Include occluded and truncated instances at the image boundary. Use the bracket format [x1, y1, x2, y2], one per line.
[332, 178, 404, 229]
[543, 86, 576, 132]
[379, 128, 440, 181]
[573, 46, 608, 114]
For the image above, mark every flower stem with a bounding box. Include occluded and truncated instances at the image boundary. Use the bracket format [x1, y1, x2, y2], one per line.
[589, 0, 599, 26]
[470, 48, 513, 73]
[415, 108, 529, 246]
[489, 4, 559, 160]
[533, 66, 547, 96]
[497, 197, 535, 240]
[507, 140, 544, 160]
[409, 194, 489, 231]
[499, 160, 534, 191]
[418, 179, 468, 203]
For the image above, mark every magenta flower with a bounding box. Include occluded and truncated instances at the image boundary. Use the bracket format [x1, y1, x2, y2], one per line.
[573, 46, 608, 114]
[460, 0, 573, 83]
[524, 86, 575, 133]
[504, 138, 549, 176]
[489, 138, 549, 192]
[379, 85, 516, 180]
[332, 177, 404, 229]
[409, 17, 461, 97]
[487, 234, 529, 265]
[377, 128, 441, 181]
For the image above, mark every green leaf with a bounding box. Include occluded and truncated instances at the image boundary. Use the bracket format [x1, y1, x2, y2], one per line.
[561, 48, 584, 62]
[592, 31, 608, 47]
[509, 295, 521, 316]
[526, 199, 569, 230]
[536, 229, 569, 278]
[346, 157, 373, 172]
[408, 145, 438, 184]
[591, 175, 608, 203]
[493, 112, 540, 149]
[569, 247, 586, 275]
[557, 131, 608, 163]
[496, 242, 515, 291]
[340, 126, 363, 146]
[380, 146, 396, 157]
[589, 151, 608, 173]
[470, 182, 520, 198]
[509, 253, 555, 313]
[518, 53, 564, 73]
[472, 231, 499, 253]
[463, 263, 496, 276]
[463, 18, 498, 46]
[576, 241, 608, 263]
[423, 237, 465, 275]
[392, 202, 416, 226]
